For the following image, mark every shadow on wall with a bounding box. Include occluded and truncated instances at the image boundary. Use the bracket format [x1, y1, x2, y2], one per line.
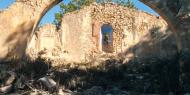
[3, 21, 35, 60]
[120, 26, 178, 61]
[0, 0, 62, 62]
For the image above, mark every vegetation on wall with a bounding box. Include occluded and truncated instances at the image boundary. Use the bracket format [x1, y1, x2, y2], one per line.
[53, 0, 136, 28]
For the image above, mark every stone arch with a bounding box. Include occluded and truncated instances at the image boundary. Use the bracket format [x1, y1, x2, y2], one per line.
[139, 0, 190, 53]
[140, 0, 177, 30]
[0, 0, 63, 60]
[1, 0, 190, 92]
[30, 0, 62, 42]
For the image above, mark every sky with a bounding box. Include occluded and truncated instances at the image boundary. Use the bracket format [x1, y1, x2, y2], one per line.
[0, 0, 159, 25]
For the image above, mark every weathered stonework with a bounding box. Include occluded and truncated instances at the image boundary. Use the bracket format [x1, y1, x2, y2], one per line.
[1, 0, 190, 93]
[0, 0, 62, 60]
[139, 0, 190, 92]
[27, 3, 173, 63]
[1, 0, 189, 63]
[91, 3, 168, 53]
[140, 0, 190, 52]
[27, 24, 61, 58]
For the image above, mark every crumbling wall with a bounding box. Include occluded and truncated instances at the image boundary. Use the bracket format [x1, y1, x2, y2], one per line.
[27, 24, 62, 58]
[27, 3, 175, 63]
[61, 7, 93, 62]
[0, 0, 61, 60]
[91, 3, 173, 59]
[28, 6, 94, 62]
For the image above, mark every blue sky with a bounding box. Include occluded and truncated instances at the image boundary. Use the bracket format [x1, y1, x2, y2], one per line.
[0, 0, 159, 25]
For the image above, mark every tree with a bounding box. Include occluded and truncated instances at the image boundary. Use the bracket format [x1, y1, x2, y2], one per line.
[54, 0, 96, 28]
[54, 12, 63, 29]
[54, 0, 136, 28]
[116, 0, 136, 8]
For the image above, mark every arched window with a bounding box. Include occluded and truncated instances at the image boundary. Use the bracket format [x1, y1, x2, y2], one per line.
[101, 24, 113, 53]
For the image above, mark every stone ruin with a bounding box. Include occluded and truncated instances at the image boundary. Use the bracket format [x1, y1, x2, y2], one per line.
[0, 0, 189, 64]
[0, 0, 61, 61]
[1, 0, 190, 93]
[26, 3, 177, 63]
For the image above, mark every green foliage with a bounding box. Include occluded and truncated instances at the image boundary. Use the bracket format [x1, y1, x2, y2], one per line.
[59, 0, 96, 14]
[54, 0, 136, 28]
[116, 0, 136, 8]
[53, 12, 63, 28]
[96, 0, 112, 3]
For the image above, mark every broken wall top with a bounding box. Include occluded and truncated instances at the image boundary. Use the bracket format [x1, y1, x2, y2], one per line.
[0, 0, 61, 59]
[36, 24, 57, 37]
[61, 3, 168, 52]
[62, 2, 168, 30]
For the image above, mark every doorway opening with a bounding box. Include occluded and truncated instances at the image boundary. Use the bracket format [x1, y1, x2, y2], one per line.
[101, 24, 113, 53]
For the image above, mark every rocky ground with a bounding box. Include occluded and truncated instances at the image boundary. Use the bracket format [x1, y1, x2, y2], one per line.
[0, 55, 188, 95]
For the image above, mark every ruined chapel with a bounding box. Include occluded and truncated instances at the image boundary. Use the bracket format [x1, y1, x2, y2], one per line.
[27, 3, 175, 63]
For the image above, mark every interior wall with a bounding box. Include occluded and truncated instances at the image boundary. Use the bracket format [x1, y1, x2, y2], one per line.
[60, 7, 93, 62]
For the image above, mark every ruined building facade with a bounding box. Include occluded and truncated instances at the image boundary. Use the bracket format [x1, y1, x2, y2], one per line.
[27, 3, 174, 62]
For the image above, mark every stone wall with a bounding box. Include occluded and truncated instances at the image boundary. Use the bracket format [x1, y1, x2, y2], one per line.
[61, 7, 93, 62]
[27, 3, 176, 63]
[0, 0, 61, 60]
[91, 3, 168, 53]
[0, 0, 189, 92]
[27, 24, 60, 57]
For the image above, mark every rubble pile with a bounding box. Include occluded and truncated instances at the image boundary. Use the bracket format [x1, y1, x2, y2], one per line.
[0, 55, 183, 95]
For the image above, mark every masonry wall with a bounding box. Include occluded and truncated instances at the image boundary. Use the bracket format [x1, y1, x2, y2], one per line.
[27, 3, 177, 63]
[0, 0, 60, 60]
[27, 24, 62, 58]
[91, 3, 176, 59]
[61, 7, 94, 62]
[91, 4, 166, 50]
